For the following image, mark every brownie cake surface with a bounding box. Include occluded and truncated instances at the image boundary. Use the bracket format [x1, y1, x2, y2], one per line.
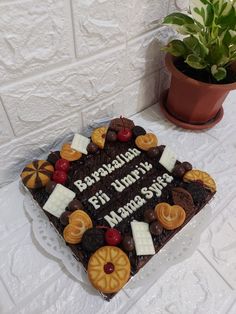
[20, 117, 216, 301]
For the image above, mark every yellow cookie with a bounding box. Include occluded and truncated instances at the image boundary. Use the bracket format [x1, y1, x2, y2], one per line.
[155, 202, 186, 230]
[183, 169, 216, 193]
[88, 246, 131, 294]
[135, 133, 158, 151]
[91, 127, 108, 149]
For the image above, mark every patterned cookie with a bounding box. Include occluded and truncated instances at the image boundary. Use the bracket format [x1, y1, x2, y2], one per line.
[91, 127, 108, 149]
[135, 133, 158, 151]
[88, 246, 131, 294]
[172, 187, 195, 213]
[155, 202, 186, 230]
[60, 143, 82, 161]
[183, 170, 216, 193]
[21, 160, 54, 189]
[63, 210, 93, 244]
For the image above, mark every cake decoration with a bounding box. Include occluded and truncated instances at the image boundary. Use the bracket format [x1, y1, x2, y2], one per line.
[68, 199, 84, 211]
[117, 128, 132, 142]
[71, 133, 90, 155]
[81, 228, 105, 252]
[149, 221, 163, 236]
[183, 169, 216, 193]
[172, 187, 195, 212]
[159, 146, 177, 172]
[60, 143, 82, 161]
[87, 246, 131, 293]
[132, 125, 146, 138]
[105, 228, 122, 246]
[155, 203, 186, 230]
[20, 115, 217, 301]
[135, 133, 158, 151]
[91, 127, 108, 149]
[122, 235, 135, 252]
[52, 170, 68, 184]
[131, 221, 155, 256]
[21, 160, 54, 189]
[109, 117, 135, 132]
[63, 209, 93, 244]
[55, 158, 70, 173]
[43, 184, 75, 218]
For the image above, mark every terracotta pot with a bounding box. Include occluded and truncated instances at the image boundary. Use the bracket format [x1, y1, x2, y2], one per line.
[163, 53, 236, 128]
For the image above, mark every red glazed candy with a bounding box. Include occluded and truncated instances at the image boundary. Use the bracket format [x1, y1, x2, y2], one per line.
[55, 158, 70, 173]
[104, 262, 115, 274]
[52, 170, 67, 184]
[105, 228, 122, 246]
[117, 128, 132, 142]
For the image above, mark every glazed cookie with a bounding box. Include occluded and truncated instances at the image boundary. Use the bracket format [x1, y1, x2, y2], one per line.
[21, 160, 54, 189]
[155, 202, 186, 230]
[135, 133, 158, 151]
[63, 210, 93, 244]
[91, 127, 108, 149]
[88, 246, 131, 294]
[60, 143, 82, 161]
[183, 169, 216, 193]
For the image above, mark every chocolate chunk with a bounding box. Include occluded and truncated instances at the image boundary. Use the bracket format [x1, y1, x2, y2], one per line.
[132, 126, 146, 138]
[172, 164, 186, 178]
[158, 145, 166, 154]
[147, 147, 160, 159]
[60, 211, 71, 226]
[109, 117, 135, 132]
[47, 151, 61, 165]
[182, 161, 192, 171]
[149, 221, 163, 236]
[122, 235, 135, 252]
[82, 228, 105, 252]
[143, 209, 156, 223]
[106, 130, 117, 142]
[45, 180, 57, 194]
[68, 199, 84, 211]
[172, 187, 195, 213]
[87, 142, 99, 154]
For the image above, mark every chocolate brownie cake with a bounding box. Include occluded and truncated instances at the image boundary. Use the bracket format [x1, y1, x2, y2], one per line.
[20, 117, 216, 301]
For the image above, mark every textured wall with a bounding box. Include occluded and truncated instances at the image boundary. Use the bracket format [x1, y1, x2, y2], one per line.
[0, 0, 189, 186]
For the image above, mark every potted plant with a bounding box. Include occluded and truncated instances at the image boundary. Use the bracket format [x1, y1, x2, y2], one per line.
[160, 0, 236, 129]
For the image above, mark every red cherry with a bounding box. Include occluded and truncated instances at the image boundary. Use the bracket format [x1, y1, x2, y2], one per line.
[55, 158, 70, 173]
[105, 228, 122, 246]
[117, 128, 132, 142]
[104, 262, 114, 274]
[52, 170, 67, 184]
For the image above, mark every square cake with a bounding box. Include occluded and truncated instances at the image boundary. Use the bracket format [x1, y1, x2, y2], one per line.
[20, 117, 216, 301]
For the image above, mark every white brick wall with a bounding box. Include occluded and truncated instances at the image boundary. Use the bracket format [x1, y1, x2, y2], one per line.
[0, 0, 189, 187]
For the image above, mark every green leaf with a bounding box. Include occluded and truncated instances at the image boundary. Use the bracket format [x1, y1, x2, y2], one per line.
[190, 0, 213, 26]
[164, 40, 187, 57]
[183, 36, 208, 56]
[185, 54, 207, 69]
[180, 23, 202, 35]
[229, 30, 236, 45]
[211, 65, 227, 81]
[163, 12, 194, 26]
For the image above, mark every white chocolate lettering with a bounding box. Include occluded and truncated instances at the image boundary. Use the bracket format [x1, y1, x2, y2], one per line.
[141, 187, 154, 199]
[88, 196, 100, 209]
[104, 211, 123, 228]
[74, 180, 87, 192]
[111, 180, 125, 193]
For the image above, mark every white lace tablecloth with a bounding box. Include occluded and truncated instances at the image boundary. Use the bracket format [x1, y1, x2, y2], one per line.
[0, 92, 236, 314]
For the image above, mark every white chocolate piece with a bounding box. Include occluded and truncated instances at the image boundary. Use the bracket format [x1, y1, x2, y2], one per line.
[159, 146, 177, 172]
[131, 221, 155, 256]
[43, 184, 75, 218]
[71, 133, 90, 155]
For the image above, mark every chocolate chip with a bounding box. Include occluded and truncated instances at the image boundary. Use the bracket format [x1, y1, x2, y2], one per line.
[132, 126, 146, 138]
[82, 228, 105, 252]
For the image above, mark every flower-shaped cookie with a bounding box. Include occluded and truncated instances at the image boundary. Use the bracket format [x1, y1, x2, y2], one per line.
[183, 169, 216, 193]
[135, 133, 158, 151]
[88, 246, 131, 293]
[155, 202, 186, 230]
[63, 210, 93, 244]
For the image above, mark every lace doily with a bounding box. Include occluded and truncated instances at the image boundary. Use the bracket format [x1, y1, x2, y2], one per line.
[23, 187, 213, 290]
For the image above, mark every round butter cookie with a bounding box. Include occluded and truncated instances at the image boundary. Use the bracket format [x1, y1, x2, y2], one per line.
[183, 169, 216, 193]
[21, 160, 54, 189]
[88, 246, 131, 294]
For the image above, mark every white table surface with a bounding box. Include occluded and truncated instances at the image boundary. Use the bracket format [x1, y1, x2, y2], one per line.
[0, 91, 236, 314]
